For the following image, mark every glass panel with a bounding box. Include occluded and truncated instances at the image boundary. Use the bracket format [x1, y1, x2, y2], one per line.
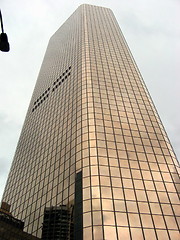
[117, 227, 131, 240]
[104, 226, 117, 240]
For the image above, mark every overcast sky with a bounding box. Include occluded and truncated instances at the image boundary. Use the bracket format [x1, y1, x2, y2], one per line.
[0, 0, 179, 200]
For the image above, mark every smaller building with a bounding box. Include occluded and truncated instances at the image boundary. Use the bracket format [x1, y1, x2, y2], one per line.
[0, 202, 40, 240]
[42, 205, 74, 240]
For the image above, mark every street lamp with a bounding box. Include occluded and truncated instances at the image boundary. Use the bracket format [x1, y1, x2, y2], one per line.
[0, 9, 10, 52]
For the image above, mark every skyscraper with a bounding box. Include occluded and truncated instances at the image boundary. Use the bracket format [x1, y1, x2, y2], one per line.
[2, 4, 179, 240]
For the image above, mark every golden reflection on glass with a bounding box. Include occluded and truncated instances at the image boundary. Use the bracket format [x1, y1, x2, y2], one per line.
[103, 211, 115, 225]
[83, 212, 92, 227]
[93, 226, 103, 240]
[126, 201, 138, 213]
[124, 189, 136, 201]
[117, 227, 131, 240]
[156, 230, 169, 240]
[83, 187, 91, 200]
[100, 176, 111, 186]
[144, 229, 157, 240]
[91, 186, 100, 198]
[114, 200, 126, 212]
[164, 216, 178, 229]
[104, 226, 117, 239]
[102, 199, 113, 211]
[113, 188, 124, 199]
[111, 177, 122, 187]
[153, 215, 166, 228]
[101, 186, 112, 198]
[162, 203, 173, 215]
[128, 213, 141, 227]
[83, 200, 91, 212]
[92, 198, 101, 211]
[83, 227, 92, 240]
[93, 211, 102, 225]
[141, 214, 154, 228]
[169, 231, 180, 240]
[131, 228, 144, 240]
[2, 4, 179, 238]
[116, 212, 128, 226]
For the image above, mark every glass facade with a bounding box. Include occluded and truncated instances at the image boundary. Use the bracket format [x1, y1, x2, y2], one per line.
[2, 4, 180, 240]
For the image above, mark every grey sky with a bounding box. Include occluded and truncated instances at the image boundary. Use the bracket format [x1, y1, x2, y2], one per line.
[0, 0, 179, 200]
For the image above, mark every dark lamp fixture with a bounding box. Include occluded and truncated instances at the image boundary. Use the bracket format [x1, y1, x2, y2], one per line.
[0, 9, 10, 52]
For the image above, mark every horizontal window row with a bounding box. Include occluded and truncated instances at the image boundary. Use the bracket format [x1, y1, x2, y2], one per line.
[83, 198, 179, 214]
[83, 187, 179, 203]
[83, 211, 178, 229]
[83, 225, 179, 240]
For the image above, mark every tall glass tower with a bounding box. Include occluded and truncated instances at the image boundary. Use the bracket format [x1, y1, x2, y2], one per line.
[2, 4, 179, 240]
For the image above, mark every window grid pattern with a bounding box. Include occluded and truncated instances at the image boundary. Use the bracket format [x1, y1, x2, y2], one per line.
[2, 7, 83, 238]
[81, 4, 179, 240]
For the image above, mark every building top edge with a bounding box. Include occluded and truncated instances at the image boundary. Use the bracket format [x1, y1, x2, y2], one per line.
[78, 3, 111, 11]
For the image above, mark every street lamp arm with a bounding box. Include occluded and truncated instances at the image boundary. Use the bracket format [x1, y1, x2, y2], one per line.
[0, 10, 4, 33]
